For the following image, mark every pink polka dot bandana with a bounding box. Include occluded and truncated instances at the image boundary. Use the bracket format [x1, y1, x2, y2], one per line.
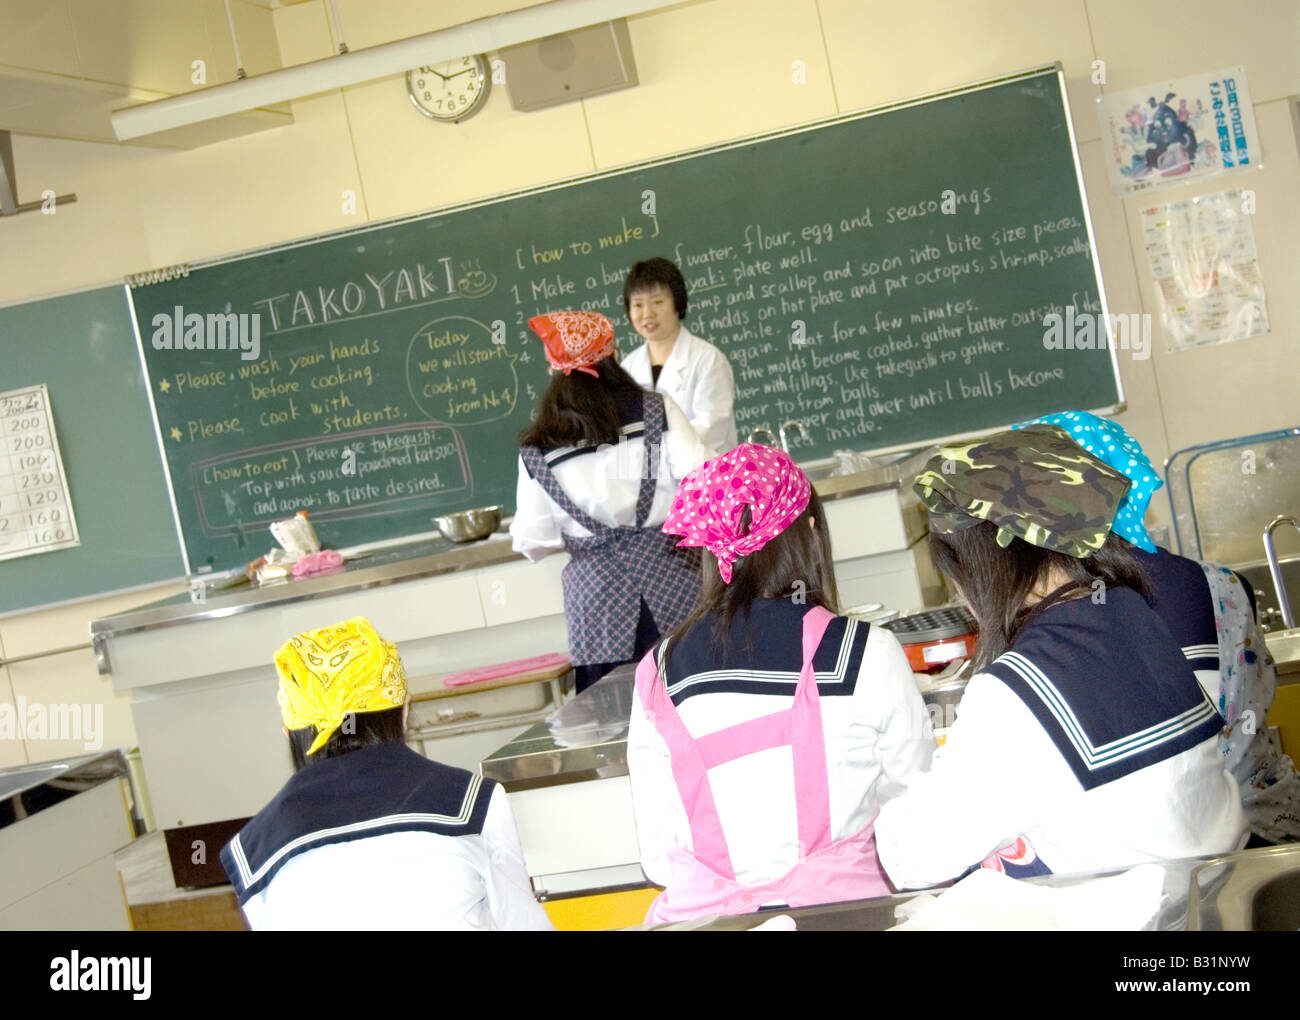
[528, 311, 615, 378]
[662, 443, 812, 583]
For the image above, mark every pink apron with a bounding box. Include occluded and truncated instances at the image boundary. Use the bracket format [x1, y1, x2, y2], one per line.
[635, 605, 894, 924]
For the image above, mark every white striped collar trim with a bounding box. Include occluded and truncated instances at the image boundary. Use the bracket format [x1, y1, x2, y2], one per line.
[543, 423, 645, 464]
[995, 651, 1218, 772]
[1181, 644, 1219, 659]
[663, 617, 860, 698]
[228, 773, 483, 890]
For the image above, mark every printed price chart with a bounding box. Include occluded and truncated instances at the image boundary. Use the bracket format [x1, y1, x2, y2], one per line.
[0, 384, 80, 561]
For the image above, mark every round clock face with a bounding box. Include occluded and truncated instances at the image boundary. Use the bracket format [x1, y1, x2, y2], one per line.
[406, 56, 490, 123]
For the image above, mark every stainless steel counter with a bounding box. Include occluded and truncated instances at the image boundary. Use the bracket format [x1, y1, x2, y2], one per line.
[481, 666, 635, 790]
[89, 532, 521, 667]
[0, 749, 135, 930]
[87, 453, 930, 659]
[478, 643, 968, 791]
[0, 750, 128, 829]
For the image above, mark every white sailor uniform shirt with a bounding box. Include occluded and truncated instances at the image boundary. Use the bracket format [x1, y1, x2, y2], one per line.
[875, 587, 1248, 889]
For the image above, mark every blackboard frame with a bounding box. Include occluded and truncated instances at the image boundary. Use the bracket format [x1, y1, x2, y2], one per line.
[0, 284, 185, 613]
[127, 63, 1124, 577]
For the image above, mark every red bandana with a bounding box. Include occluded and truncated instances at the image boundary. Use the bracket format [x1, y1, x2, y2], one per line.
[528, 311, 615, 378]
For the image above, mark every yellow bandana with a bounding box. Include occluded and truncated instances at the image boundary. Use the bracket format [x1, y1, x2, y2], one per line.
[275, 617, 407, 756]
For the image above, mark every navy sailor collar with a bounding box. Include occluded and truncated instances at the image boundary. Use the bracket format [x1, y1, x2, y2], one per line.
[220, 742, 494, 903]
[983, 587, 1221, 791]
[659, 600, 869, 704]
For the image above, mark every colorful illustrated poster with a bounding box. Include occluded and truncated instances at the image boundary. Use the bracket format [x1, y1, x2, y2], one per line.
[1141, 190, 1269, 352]
[1099, 66, 1261, 195]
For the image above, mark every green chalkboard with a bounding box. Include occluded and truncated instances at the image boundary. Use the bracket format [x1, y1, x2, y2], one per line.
[0, 287, 183, 612]
[128, 65, 1120, 575]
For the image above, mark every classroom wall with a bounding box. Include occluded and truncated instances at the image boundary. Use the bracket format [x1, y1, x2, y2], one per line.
[1, 0, 1297, 765]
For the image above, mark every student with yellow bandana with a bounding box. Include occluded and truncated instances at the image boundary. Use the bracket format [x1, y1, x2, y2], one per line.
[220, 617, 552, 930]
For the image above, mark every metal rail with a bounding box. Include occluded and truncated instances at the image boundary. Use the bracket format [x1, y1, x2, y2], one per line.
[0, 642, 93, 668]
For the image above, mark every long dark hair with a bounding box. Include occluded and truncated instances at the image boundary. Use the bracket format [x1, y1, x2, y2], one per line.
[287, 706, 407, 771]
[517, 356, 646, 450]
[664, 488, 838, 671]
[929, 522, 1151, 672]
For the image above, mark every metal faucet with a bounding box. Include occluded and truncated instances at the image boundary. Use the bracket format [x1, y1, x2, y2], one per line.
[779, 420, 810, 454]
[747, 426, 777, 447]
[1263, 515, 1299, 629]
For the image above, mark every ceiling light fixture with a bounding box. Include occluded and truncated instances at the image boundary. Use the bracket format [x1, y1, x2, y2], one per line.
[111, 0, 670, 142]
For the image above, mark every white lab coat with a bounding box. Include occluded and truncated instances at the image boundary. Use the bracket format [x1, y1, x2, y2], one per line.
[622, 326, 738, 453]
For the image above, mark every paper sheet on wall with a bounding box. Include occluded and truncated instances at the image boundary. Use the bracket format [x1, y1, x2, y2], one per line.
[0, 384, 80, 561]
[1098, 66, 1261, 195]
[1141, 190, 1268, 352]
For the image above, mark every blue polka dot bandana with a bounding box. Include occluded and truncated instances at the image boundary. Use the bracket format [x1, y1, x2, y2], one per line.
[1013, 411, 1164, 553]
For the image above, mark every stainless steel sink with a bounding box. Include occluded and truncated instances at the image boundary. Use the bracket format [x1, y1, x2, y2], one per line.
[1251, 871, 1300, 930]
[1188, 844, 1300, 930]
[1267, 627, 1300, 677]
[1234, 555, 1300, 634]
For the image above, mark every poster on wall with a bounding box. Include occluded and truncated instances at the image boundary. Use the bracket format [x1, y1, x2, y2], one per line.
[1141, 189, 1269, 352]
[1099, 66, 1261, 195]
[0, 383, 81, 562]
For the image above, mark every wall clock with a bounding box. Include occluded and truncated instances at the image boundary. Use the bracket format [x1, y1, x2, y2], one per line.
[407, 55, 491, 123]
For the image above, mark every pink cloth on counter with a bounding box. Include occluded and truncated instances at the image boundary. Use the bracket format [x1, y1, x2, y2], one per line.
[291, 550, 344, 577]
[442, 652, 571, 688]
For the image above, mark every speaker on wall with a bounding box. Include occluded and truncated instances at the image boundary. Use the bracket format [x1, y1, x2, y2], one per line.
[500, 20, 638, 111]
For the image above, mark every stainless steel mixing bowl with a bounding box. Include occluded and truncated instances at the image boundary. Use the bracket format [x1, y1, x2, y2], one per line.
[434, 506, 502, 543]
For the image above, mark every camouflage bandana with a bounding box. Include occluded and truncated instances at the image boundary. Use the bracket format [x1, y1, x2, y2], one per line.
[912, 423, 1132, 559]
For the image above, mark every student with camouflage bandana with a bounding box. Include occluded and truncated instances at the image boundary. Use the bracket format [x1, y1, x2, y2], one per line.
[875, 425, 1247, 888]
[1015, 411, 1300, 845]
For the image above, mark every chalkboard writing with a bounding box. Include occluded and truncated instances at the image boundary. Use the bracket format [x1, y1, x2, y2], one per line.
[129, 66, 1119, 574]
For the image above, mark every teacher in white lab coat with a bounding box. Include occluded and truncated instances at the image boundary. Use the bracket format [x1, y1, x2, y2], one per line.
[620, 258, 738, 453]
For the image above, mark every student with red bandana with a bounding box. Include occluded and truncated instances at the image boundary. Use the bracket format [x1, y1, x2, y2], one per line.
[510, 311, 714, 692]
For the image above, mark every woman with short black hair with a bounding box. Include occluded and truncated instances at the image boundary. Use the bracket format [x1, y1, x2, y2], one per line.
[620, 257, 737, 452]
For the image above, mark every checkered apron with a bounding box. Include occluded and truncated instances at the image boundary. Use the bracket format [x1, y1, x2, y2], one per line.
[519, 394, 702, 665]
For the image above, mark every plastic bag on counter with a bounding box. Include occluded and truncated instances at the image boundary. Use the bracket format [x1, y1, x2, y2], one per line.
[270, 511, 320, 557]
[547, 662, 637, 747]
[828, 449, 877, 476]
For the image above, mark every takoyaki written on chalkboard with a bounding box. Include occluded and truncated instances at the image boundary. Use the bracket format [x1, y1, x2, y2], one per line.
[126, 64, 1120, 575]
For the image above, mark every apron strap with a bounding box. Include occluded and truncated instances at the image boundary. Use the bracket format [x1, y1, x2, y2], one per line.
[518, 444, 611, 536]
[634, 393, 666, 528]
[636, 649, 738, 878]
[638, 604, 840, 879]
[791, 605, 836, 856]
[520, 392, 663, 536]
